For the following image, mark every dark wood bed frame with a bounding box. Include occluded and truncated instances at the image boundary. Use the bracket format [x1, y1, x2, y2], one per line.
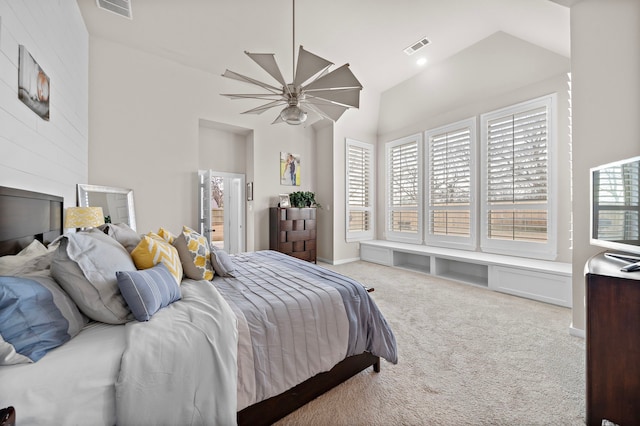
[238, 352, 380, 425]
[0, 185, 381, 425]
[0, 186, 64, 256]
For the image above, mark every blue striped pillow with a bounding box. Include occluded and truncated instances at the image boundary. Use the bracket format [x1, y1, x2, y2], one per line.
[116, 263, 181, 321]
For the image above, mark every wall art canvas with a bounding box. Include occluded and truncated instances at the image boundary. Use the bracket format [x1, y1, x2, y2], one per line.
[18, 45, 50, 120]
[280, 152, 300, 186]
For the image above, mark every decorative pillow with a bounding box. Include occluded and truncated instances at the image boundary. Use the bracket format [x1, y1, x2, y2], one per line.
[210, 245, 235, 278]
[173, 226, 214, 281]
[50, 229, 136, 324]
[157, 227, 176, 244]
[0, 239, 49, 275]
[2, 252, 57, 276]
[116, 263, 181, 322]
[131, 233, 183, 285]
[98, 222, 141, 253]
[0, 273, 87, 364]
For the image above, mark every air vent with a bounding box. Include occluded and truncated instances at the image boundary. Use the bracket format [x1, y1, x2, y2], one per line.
[403, 37, 430, 56]
[96, 0, 133, 19]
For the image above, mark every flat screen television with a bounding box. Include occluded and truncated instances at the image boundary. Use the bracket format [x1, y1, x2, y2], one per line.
[591, 155, 640, 258]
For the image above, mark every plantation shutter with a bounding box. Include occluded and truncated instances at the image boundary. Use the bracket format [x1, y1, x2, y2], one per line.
[484, 102, 550, 244]
[386, 134, 422, 243]
[346, 139, 374, 241]
[428, 124, 472, 238]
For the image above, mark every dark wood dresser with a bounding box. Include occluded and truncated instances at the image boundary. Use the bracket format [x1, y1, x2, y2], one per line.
[586, 252, 640, 426]
[269, 207, 316, 263]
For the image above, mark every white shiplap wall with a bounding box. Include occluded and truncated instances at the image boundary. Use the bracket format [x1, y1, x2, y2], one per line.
[0, 0, 88, 206]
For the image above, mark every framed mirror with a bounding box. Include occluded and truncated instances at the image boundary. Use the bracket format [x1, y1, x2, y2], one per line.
[77, 184, 137, 231]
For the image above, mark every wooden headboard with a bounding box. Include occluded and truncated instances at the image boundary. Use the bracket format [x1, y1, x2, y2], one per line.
[0, 186, 64, 256]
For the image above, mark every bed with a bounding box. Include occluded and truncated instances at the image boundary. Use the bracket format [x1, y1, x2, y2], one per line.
[0, 186, 397, 425]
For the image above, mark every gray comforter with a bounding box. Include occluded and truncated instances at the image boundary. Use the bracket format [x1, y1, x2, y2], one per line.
[116, 250, 397, 425]
[216, 250, 398, 409]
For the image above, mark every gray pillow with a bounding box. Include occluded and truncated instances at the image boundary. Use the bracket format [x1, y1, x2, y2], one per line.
[210, 246, 235, 277]
[51, 229, 136, 324]
[98, 222, 141, 253]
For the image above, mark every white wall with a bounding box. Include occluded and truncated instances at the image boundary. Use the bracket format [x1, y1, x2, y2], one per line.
[570, 0, 640, 333]
[87, 36, 323, 251]
[376, 31, 572, 263]
[0, 0, 88, 208]
[313, 122, 334, 262]
[329, 86, 379, 263]
[198, 121, 248, 174]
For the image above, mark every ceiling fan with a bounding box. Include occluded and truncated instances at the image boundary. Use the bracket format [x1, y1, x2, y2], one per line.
[221, 0, 363, 125]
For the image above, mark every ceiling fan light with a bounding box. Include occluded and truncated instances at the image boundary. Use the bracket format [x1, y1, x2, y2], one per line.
[280, 105, 307, 125]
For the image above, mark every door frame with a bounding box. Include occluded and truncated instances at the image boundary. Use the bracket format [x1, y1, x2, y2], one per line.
[198, 170, 246, 253]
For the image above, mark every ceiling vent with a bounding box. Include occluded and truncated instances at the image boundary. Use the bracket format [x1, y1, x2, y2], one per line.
[403, 37, 430, 56]
[96, 0, 133, 19]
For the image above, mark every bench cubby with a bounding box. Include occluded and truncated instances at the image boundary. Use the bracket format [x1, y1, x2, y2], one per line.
[360, 240, 572, 307]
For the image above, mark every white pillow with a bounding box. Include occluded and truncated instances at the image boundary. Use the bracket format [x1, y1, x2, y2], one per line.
[0, 240, 48, 274]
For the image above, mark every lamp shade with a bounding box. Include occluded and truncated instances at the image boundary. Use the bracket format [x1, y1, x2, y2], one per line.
[64, 206, 105, 229]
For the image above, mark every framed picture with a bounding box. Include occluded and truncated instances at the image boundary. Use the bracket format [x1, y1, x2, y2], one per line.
[18, 45, 50, 121]
[247, 182, 253, 201]
[280, 152, 300, 186]
[279, 194, 291, 208]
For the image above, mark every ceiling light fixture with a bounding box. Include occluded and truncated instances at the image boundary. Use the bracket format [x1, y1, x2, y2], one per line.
[221, 0, 363, 125]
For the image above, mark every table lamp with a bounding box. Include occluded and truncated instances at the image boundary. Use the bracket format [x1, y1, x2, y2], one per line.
[64, 206, 105, 230]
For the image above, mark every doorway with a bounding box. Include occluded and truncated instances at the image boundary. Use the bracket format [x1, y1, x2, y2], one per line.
[198, 170, 245, 254]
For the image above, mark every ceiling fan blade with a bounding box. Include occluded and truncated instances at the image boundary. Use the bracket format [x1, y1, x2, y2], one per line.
[221, 93, 285, 101]
[245, 52, 289, 91]
[303, 64, 363, 91]
[293, 46, 333, 87]
[271, 113, 285, 125]
[306, 88, 360, 108]
[304, 102, 338, 122]
[222, 69, 282, 94]
[302, 99, 349, 122]
[241, 100, 287, 115]
[301, 103, 330, 122]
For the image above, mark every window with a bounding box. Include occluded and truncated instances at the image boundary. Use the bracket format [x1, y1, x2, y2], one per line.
[425, 118, 476, 249]
[593, 160, 640, 242]
[346, 139, 374, 242]
[386, 134, 422, 243]
[480, 94, 557, 259]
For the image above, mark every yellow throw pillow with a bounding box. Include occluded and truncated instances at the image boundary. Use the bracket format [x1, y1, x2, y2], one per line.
[131, 233, 183, 285]
[173, 226, 214, 281]
[157, 227, 176, 244]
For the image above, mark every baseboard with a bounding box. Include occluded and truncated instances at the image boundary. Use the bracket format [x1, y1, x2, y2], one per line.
[569, 324, 585, 339]
[317, 257, 360, 265]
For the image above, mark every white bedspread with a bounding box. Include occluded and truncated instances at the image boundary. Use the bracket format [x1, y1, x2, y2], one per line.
[0, 322, 125, 425]
[115, 278, 238, 426]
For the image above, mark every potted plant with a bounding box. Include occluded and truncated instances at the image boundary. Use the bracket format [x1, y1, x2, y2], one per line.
[289, 191, 321, 208]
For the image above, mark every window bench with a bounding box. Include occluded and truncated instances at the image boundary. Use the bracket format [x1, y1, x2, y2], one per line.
[359, 240, 572, 307]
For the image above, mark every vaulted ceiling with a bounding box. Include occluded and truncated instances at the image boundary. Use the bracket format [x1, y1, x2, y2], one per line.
[77, 0, 570, 102]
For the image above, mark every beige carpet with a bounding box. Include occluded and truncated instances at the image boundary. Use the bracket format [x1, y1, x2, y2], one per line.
[275, 261, 585, 426]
